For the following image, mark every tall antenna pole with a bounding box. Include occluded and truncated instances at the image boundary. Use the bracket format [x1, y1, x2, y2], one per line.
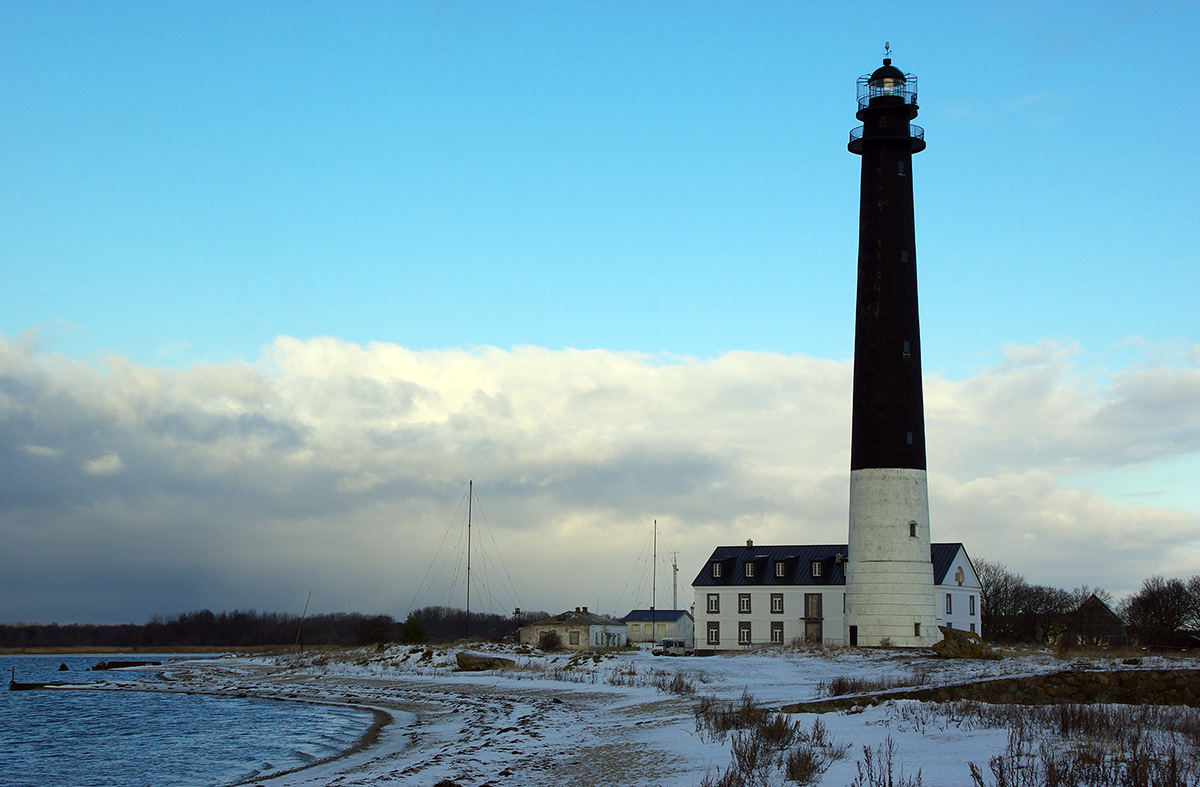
[651, 519, 657, 641]
[672, 552, 679, 611]
[466, 480, 472, 641]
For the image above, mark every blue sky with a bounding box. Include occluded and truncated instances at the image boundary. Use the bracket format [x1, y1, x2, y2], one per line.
[2, 2, 1198, 624]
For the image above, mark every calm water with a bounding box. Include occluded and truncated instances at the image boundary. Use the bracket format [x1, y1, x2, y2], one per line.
[0, 654, 376, 787]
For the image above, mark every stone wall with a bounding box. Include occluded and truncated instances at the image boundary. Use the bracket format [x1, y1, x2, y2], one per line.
[780, 668, 1200, 714]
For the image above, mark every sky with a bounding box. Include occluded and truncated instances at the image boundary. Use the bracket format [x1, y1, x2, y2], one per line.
[2, 1, 1198, 625]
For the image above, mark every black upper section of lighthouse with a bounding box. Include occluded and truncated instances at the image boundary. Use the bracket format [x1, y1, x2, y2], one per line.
[849, 58, 927, 472]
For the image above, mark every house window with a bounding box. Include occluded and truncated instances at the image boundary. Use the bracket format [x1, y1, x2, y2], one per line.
[707, 621, 720, 645]
[745, 562, 755, 579]
[738, 621, 752, 645]
[712, 562, 723, 578]
[656, 623, 666, 634]
[969, 595, 976, 615]
[775, 561, 786, 578]
[707, 594, 720, 614]
[955, 567, 965, 586]
[909, 521, 917, 537]
[771, 593, 784, 614]
[770, 621, 784, 643]
[811, 561, 822, 578]
[946, 593, 953, 614]
[738, 593, 751, 614]
[970, 623, 976, 633]
[805, 593, 823, 619]
[569, 631, 580, 646]
[914, 622, 921, 638]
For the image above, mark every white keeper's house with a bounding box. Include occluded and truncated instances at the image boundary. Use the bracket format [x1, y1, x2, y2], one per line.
[692, 540, 979, 653]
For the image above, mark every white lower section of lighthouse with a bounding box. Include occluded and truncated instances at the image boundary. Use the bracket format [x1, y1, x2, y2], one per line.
[845, 467, 939, 647]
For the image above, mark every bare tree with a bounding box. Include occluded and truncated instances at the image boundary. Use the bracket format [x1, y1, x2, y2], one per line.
[1069, 585, 1114, 609]
[1121, 576, 1199, 646]
[974, 559, 1026, 642]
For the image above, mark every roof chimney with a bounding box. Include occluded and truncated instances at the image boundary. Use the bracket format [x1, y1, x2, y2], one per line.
[746, 539, 753, 548]
[582, 606, 588, 613]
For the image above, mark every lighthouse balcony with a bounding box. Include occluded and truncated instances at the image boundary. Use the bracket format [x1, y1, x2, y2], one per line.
[856, 74, 918, 110]
[848, 124, 925, 154]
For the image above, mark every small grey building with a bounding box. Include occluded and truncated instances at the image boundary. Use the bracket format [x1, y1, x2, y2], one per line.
[519, 607, 627, 651]
[622, 609, 695, 647]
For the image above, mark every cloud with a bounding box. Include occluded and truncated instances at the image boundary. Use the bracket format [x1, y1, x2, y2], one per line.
[21, 444, 61, 458]
[0, 334, 1197, 623]
[83, 453, 125, 475]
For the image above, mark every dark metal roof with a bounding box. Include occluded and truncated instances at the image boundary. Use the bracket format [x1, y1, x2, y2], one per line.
[870, 58, 907, 83]
[692, 543, 967, 588]
[622, 609, 693, 623]
[931, 542, 968, 585]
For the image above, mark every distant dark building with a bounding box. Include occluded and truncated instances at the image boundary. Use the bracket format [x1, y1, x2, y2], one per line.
[1065, 594, 1125, 647]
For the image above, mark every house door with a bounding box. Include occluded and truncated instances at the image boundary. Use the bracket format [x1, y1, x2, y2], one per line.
[849, 626, 858, 647]
[804, 621, 823, 643]
[803, 593, 823, 643]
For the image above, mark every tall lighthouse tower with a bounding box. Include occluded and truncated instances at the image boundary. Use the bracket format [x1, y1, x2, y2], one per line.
[844, 55, 938, 647]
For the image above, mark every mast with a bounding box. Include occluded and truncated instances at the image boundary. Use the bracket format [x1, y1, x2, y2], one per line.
[672, 552, 679, 611]
[466, 480, 472, 641]
[651, 519, 657, 639]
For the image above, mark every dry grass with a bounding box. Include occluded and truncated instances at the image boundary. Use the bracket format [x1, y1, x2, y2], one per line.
[817, 665, 933, 697]
[873, 700, 1200, 786]
[695, 693, 848, 785]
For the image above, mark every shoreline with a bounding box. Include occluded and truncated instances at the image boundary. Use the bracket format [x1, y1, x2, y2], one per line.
[224, 700, 396, 787]
[43, 659, 412, 787]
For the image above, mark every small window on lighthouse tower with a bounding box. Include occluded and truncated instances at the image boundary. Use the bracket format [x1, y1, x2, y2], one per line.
[898, 160, 905, 175]
[900, 249, 908, 263]
[906, 431, 914, 445]
[909, 521, 917, 538]
[902, 340, 911, 358]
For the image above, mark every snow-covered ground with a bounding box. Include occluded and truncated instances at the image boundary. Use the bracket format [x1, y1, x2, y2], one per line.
[142, 645, 1200, 786]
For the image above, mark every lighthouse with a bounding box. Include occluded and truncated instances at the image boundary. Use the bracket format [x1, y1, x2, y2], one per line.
[844, 55, 938, 647]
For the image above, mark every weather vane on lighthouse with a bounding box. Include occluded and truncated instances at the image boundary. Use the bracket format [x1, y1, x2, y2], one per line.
[883, 41, 892, 58]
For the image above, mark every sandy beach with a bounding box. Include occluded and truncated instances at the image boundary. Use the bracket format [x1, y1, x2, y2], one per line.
[104, 644, 1200, 787]
[151, 649, 710, 786]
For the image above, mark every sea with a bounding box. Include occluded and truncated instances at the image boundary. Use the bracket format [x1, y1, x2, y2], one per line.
[0, 654, 377, 787]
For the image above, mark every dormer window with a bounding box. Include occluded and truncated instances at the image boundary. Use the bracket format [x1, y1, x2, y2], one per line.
[811, 561, 822, 578]
[744, 562, 755, 579]
[775, 561, 786, 578]
[712, 562, 723, 579]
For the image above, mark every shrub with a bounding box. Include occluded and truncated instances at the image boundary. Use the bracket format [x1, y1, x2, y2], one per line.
[538, 630, 563, 651]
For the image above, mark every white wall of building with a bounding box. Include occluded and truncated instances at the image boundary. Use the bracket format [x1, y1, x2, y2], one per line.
[694, 587, 847, 650]
[935, 548, 982, 635]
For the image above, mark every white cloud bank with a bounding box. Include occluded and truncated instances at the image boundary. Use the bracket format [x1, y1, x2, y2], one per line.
[1, 334, 1197, 624]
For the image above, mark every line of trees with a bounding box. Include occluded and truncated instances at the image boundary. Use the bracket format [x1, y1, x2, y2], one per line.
[0, 606, 547, 650]
[976, 558, 1200, 647]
